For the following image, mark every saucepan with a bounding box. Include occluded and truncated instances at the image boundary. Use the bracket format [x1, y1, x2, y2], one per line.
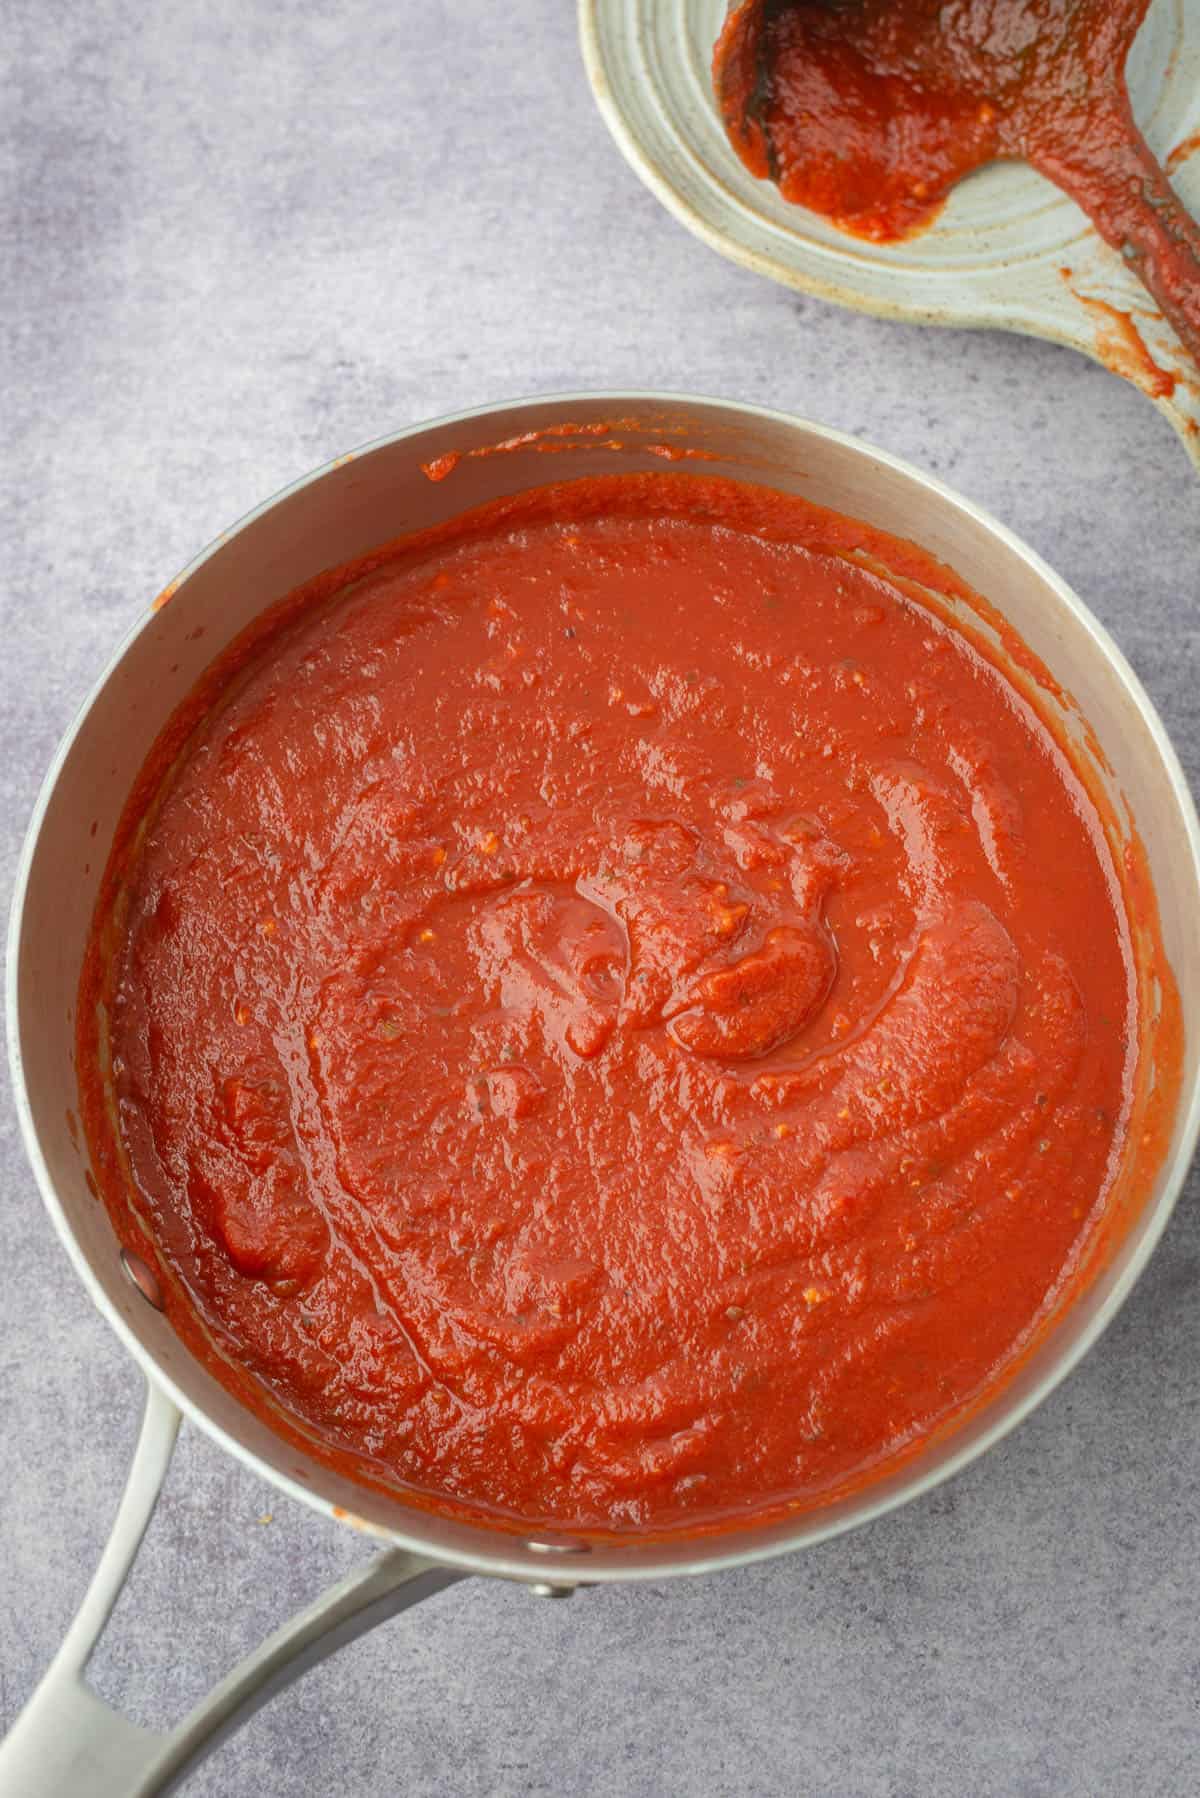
[6, 393, 1200, 1796]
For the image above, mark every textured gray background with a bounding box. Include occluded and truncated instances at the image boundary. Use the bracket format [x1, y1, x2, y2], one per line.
[4, 2, 1199, 1794]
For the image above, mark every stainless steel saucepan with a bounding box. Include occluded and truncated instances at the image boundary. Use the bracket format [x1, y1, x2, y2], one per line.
[6, 393, 1199, 1797]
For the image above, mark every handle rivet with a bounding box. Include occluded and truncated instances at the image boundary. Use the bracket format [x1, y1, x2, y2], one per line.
[120, 1249, 164, 1311]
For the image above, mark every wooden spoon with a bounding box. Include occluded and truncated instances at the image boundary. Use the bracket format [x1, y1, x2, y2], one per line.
[715, 0, 1200, 366]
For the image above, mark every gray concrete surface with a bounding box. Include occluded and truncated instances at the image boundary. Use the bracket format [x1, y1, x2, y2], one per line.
[3, 3, 1199, 1794]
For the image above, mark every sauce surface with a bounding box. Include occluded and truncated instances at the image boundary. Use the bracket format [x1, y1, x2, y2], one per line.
[714, 1, 1200, 364]
[83, 474, 1142, 1532]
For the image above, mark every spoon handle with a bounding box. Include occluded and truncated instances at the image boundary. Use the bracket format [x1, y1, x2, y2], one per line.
[1029, 107, 1200, 366]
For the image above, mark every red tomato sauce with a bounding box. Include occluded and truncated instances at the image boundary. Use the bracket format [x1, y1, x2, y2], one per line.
[80, 474, 1167, 1533]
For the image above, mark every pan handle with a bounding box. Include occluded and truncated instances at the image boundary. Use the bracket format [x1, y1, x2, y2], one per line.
[0, 1379, 466, 1797]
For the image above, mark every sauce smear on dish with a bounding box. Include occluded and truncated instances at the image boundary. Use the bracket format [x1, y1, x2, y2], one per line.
[714, 0, 1200, 365]
[82, 474, 1153, 1531]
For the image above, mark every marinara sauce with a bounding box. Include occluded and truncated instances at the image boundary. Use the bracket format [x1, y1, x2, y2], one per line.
[713, 0, 1161, 242]
[81, 474, 1159, 1532]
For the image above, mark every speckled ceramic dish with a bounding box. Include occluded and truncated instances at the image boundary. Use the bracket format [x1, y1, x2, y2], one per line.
[580, 0, 1200, 463]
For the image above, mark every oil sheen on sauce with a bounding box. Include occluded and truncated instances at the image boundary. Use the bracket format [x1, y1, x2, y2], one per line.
[81, 474, 1157, 1533]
